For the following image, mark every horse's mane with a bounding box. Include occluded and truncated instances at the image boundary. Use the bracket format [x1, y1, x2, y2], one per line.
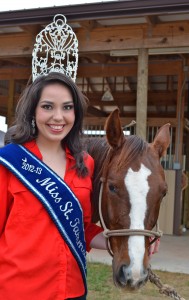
[83, 135, 147, 223]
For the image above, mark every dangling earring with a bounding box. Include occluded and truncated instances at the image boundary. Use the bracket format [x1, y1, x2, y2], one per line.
[31, 117, 36, 135]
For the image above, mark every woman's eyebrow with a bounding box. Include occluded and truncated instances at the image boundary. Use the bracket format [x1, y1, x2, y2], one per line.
[62, 101, 74, 104]
[39, 100, 53, 104]
[39, 100, 74, 104]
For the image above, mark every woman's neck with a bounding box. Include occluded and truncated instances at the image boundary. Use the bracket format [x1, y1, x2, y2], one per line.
[35, 137, 64, 156]
[35, 137, 67, 179]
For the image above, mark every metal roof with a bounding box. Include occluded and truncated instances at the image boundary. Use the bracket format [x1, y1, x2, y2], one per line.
[0, 0, 189, 26]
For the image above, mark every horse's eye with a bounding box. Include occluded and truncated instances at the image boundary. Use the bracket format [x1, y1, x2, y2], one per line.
[162, 186, 168, 198]
[108, 184, 117, 193]
[162, 191, 167, 198]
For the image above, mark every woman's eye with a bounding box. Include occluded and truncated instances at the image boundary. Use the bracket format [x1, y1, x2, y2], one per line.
[64, 104, 74, 110]
[41, 104, 52, 110]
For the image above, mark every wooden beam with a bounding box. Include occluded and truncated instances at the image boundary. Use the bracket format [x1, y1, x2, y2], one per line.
[20, 25, 42, 36]
[0, 57, 30, 66]
[85, 91, 177, 106]
[87, 106, 108, 117]
[145, 15, 160, 26]
[0, 33, 33, 58]
[75, 21, 189, 52]
[0, 60, 181, 80]
[78, 20, 99, 31]
[0, 68, 31, 80]
[84, 116, 177, 127]
[78, 61, 181, 77]
[79, 53, 108, 63]
[1, 21, 189, 57]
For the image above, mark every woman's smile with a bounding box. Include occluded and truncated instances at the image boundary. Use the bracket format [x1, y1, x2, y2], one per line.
[47, 124, 65, 132]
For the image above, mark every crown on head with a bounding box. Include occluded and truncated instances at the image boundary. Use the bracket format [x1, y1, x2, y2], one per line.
[32, 14, 78, 82]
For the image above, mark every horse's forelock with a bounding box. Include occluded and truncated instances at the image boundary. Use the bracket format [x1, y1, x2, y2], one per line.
[116, 136, 147, 169]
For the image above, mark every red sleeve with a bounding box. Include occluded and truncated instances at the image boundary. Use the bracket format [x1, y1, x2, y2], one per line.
[85, 223, 103, 252]
[0, 165, 13, 237]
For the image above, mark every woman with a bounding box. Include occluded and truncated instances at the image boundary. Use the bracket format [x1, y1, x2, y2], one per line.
[0, 72, 106, 300]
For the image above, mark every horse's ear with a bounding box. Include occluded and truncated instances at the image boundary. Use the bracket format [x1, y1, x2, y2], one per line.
[152, 123, 171, 158]
[105, 108, 124, 148]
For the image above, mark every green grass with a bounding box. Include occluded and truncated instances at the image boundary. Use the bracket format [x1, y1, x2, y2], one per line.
[87, 262, 189, 300]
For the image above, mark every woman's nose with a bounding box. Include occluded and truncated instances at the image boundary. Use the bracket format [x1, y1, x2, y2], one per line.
[52, 109, 64, 121]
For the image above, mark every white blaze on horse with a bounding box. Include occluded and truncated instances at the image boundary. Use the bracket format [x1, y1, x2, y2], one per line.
[86, 109, 170, 290]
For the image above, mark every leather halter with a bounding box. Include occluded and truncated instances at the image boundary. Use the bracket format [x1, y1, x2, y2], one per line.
[99, 177, 163, 257]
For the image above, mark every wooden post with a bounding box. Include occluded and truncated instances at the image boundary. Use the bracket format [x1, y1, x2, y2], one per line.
[174, 71, 185, 167]
[186, 131, 189, 171]
[136, 48, 149, 139]
[7, 79, 15, 126]
[173, 170, 183, 235]
[173, 67, 186, 235]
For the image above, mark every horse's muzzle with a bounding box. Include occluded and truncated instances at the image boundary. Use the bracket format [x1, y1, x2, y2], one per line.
[115, 264, 149, 290]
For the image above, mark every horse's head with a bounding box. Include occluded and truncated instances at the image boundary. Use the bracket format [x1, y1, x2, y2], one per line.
[100, 109, 170, 290]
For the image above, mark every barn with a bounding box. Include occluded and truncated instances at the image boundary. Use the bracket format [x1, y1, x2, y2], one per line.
[0, 0, 188, 235]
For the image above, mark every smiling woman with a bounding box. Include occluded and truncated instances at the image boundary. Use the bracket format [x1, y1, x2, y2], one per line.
[0, 72, 107, 300]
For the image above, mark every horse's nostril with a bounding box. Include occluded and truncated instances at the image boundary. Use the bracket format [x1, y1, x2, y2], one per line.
[135, 269, 149, 289]
[117, 265, 127, 286]
[136, 278, 145, 289]
[117, 265, 132, 286]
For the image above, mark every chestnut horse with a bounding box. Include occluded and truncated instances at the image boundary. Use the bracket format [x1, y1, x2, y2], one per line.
[86, 109, 171, 290]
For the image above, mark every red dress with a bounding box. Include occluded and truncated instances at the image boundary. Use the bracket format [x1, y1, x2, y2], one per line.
[0, 140, 102, 300]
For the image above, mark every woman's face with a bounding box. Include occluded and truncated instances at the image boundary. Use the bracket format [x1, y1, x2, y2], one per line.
[35, 83, 75, 144]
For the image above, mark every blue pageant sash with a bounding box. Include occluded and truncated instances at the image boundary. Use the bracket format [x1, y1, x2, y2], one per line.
[0, 143, 87, 294]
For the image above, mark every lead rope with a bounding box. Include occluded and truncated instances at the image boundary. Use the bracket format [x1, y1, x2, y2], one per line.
[148, 268, 186, 300]
[98, 180, 186, 300]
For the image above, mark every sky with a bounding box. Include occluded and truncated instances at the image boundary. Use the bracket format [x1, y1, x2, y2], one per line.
[0, 0, 116, 12]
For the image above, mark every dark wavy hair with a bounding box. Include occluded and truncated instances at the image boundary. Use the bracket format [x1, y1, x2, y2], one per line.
[6, 72, 89, 177]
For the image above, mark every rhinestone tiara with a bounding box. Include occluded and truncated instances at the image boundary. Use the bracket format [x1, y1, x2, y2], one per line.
[32, 14, 78, 82]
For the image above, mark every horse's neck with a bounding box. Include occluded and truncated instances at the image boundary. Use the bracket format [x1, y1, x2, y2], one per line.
[86, 138, 110, 182]
[83, 137, 110, 223]
[83, 136, 109, 170]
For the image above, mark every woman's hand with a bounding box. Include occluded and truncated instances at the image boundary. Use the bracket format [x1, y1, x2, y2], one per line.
[148, 237, 160, 258]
